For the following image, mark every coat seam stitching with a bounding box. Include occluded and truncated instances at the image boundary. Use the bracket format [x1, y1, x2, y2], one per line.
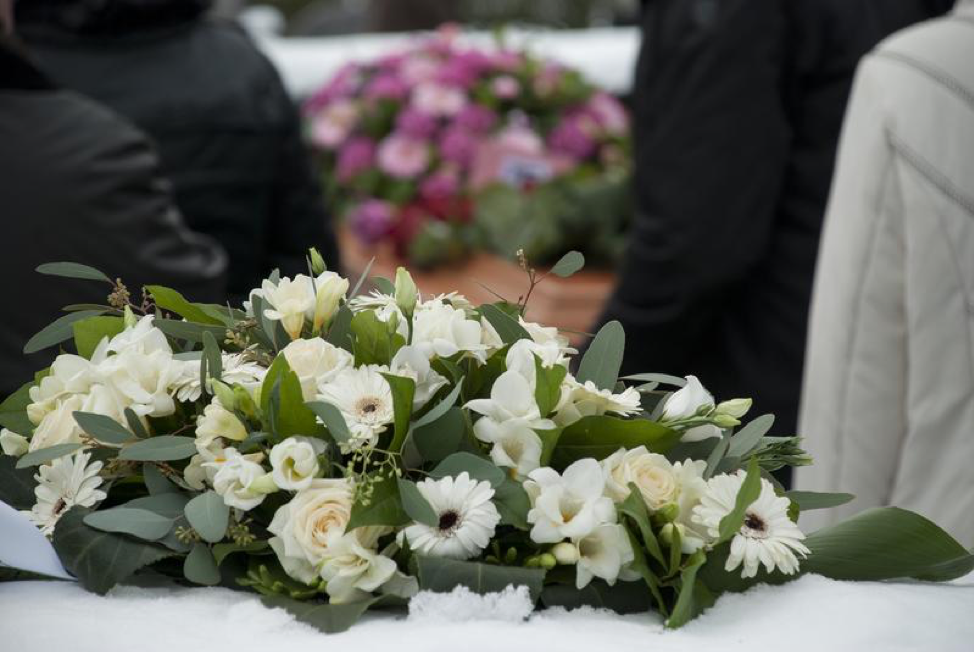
[872, 50, 974, 112]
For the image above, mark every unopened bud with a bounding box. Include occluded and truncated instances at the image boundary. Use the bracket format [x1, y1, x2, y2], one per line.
[716, 398, 752, 419]
[234, 385, 259, 421]
[247, 472, 279, 495]
[394, 267, 418, 316]
[123, 305, 138, 329]
[656, 503, 679, 523]
[713, 414, 741, 429]
[550, 542, 579, 565]
[308, 247, 327, 275]
[538, 553, 557, 570]
[210, 380, 236, 411]
[660, 522, 686, 547]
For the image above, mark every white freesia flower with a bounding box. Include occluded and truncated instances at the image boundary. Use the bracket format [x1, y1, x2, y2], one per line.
[573, 523, 635, 589]
[208, 449, 267, 510]
[172, 353, 267, 403]
[412, 300, 493, 362]
[312, 271, 349, 332]
[269, 436, 325, 491]
[486, 426, 543, 480]
[504, 339, 565, 390]
[24, 451, 106, 537]
[519, 317, 577, 358]
[554, 375, 642, 427]
[28, 394, 86, 452]
[281, 338, 353, 401]
[196, 400, 247, 443]
[267, 478, 356, 584]
[27, 353, 100, 424]
[524, 459, 616, 543]
[660, 375, 721, 442]
[403, 473, 501, 560]
[389, 345, 448, 409]
[99, 346, 181, 418]
[319, 527, 402, 603]
[261, 275, 317, 340]
[316, 365, 395, 450]
[693, 472, 809, 578]
[0, 428, 28, 457]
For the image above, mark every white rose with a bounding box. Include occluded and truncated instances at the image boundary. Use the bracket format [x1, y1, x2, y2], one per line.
[196, 400, 248, 443]
[601, 446, 680, 510]
[267, 478, 356, 584]
[281, 338, 352, 401]
[524, 459, 616, 543]
[262, 275, 317, 340]
[319, 527, 398, 603]
[208, 449, 267, 510]
[0, 429, 29, 457]
[313, 272, 349, 332]
[269, 437, 325, 491]
[661, 375, 714, 421]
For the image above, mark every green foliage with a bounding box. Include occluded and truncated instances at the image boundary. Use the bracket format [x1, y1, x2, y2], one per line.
[346, 474, 409, 531]
[550, 250, 585, 278]
[397, 478, 438, 526]
[142, 463, 178, 494]
[575, 320, 625, 391]
[413, 406, 466, 463]
[480, 304, 530, 344]
[52, 508, 172, 595]
[184, 542, 221, 585]
[350, 309, 404, 366]
[0, 455, 39, 509]
[785, 491, 855, 511]
[306, 400, 348, 447]
[119, 436, 196, 462]
[383, 374, 415, 453]
[82, 508, 174, 541]
[146, 285, 224, 326]
[72, 316, 124, 359]
[431, 452, 505, 488]
[415, 556, 546, 601]
[72, 411, 133, 445]
[260, 356, 317, 441]
[716, 457, 762, 543]
[540, 579, 653, 614]
[665, 551, 713, 628]
[15, 443, 82, 469]
[534, 356, 567, 416]
[0, 379, 37, 434]
[726, 414, 774, 458]
[493, 477, 531, 530]
[184, 491, 230, 543]
[261, 594, 389, 635]
[24, 310, 103, 354]
[36, 261, 113, 284]
[153, 319, 227, 345]
[549, 415, 680, 470]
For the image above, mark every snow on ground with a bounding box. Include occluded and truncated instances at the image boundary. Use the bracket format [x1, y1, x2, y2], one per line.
[1, 573, 972, 652]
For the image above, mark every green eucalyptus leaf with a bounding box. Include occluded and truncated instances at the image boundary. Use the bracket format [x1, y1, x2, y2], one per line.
[123, 493, 189, 519]
[576, 320, 625, 391]
[325, 305, 354, 352]
[125, 408, 150, 439]
[72, 316, 124, 359]
[146, 285, 224, 326]
[397, 478, 438, 526]
[494, 477, 530, 530]
[0, 456, 39, 509]
[785, 491, 855, 511]
[119, 436, 196, 462]
[413, 406, 465, 463]
[184, 542, 221, 586]
[431, 452, 505, 488]
[261, 594, 386, 634]
[480, 304, 530, 344]
[83, 508, 173, 541]
[716, 457, 762, 543]
[36, 262, 113, 284]
[727, 414, 775, 458]
[153, 319, 227, 344]
[184, 491, 230, 543]
[52, 508, 172, 595]
[549, 250, 585, 278]
[415, 556, 546, 601]
[142, 463, 178, 494]
[15, 443, 83, 469]
[213, 540, 269, 566]
[346, 474, 409, 531]
[202, 330, 223, 382]
[306, 400, 350, 445]
[550, 415, 680, 470]
[72, 411, 133, 445]
[24, 310, 103, 354]
[413, 383, 463, 429]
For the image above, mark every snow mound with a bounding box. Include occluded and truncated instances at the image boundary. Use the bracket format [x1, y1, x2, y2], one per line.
[409, 585, 534, 623]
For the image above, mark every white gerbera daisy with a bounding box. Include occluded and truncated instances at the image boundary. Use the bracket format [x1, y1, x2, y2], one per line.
[24, 451, 107, 537]
[553, 375, 642, 427]
[171, 352, 267, 403]
[403, 472, 501, 560]
[316, 365, 394, 450]
[692, 472, 809, 578]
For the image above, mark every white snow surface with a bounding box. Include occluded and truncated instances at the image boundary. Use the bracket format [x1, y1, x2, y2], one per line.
[2, 573, 973, 652]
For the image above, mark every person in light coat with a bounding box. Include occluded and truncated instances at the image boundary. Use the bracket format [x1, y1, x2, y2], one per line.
[797, 1, 974, 546]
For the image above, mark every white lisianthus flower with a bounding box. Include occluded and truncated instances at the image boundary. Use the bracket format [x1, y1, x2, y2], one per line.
[389, 345, 448, 409]
[269, 436, 325, 491]
[573, 523, 635, 589]
[313, 271, 349, 332]
[0, 428, 28, 457]
[24, 451, 106, 537]
[281, 338, 353, 401]
[316, 365, 395, 450]
[412, 300, 493, 362]
[403, 473, 501, 560]
[171, 353, 266, 403]
[267, 478, 356, 584]
[319, 526, 399, 603]
[196, 400, 248, 443]
[553, 375, 642, 427]
[693, 472, 810, 578]
[208, 449, 267, 510]
[261, 275, 317, 340]
[524, 459, 616, 543]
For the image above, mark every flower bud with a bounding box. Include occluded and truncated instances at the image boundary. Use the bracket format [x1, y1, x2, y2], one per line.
[210, 379, 236, 411]
[308, 247, 327, 275]
[0, 428, 28, 457]
[550, 542, 579, 565]
[235, 385, 259, 421]
[716, 398, 752, 419]
[246, 472, 279, 495]
[656, 503, 679, 523]
[394, 267, 418, 316]
[538, 553, 557, 570]
[660, 522, 686, 548]
[123, 305, 138, 329]
[713, 413, 741, 429]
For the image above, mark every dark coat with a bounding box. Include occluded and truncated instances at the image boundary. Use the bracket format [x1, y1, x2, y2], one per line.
[17, 1, 339, 305]
[599, 0, 952, 440]
[0, 39, 227, 396]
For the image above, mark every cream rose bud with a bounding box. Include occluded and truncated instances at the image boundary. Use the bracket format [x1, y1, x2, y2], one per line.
[602, 446, 680, 510]
[393, 267, 418, 316]
[267, 478, 356, 584]
[262, 275, 317, 340]
[208, 449, 267, 510]
[281, 337, 353, 401]
[196, 400, 247, 443]
[0, 429, 29, 457]
[661, 375, 715, 421]
[270, 437, 325, 491]
[313, 271, 349, 332]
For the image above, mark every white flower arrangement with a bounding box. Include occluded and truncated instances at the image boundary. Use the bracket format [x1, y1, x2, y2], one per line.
[0, 250, 970, 634]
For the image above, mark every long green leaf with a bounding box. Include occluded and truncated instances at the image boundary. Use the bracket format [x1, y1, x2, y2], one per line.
[383, 373, 415, 453]
[0, 378, 37, 434]
[24, 310, 103, 354]
[415, 556, 546, 601]
[184, 542, 221, 585]
[0, 456, 39, 509]
[72, 411, 133, 445]
[413, 383, 463, 428]
[259, 356, 317, 441]
[397, 479, 438, 526]
[431, 452, 505, 488]
[480, 304, 530, 344]
[146, 285, 224, 325]
[306, 400, 350, 445]
[550, 415, 680, 470]
[72, 316, 124, 359]
[785, 490, 854, 511]
[540, 579, 652, 614]
[52, 508, 172, 595]
[153, 319, 227, 344]
[83, 508, 173, 541]
[576, 320, 625, 391]
[261, 594, 386, 634]
[346, 474, 409, 531]
[15, 443, 82, 469]
[36, 262, 113, 284]
[413, 407, 465, 463]
[665, 550, 713, 628]
[119, 436, 196, 462]
[727, 414, 775, 458]
[716, 457, 762, 543]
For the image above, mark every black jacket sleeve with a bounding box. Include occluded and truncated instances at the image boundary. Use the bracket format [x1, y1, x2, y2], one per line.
[601, 0, 790, 372]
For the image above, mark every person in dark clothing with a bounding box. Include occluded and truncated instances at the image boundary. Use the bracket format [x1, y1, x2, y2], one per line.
[0, 30, 227, 396]
[16, 0, 339, 305]
[597, 0, 953, 472]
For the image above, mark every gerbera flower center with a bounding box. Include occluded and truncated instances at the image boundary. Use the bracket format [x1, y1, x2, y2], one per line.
[743, 511, 769, 537]
[437, 510, 461, 533]
[355, 397, 383, 417]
